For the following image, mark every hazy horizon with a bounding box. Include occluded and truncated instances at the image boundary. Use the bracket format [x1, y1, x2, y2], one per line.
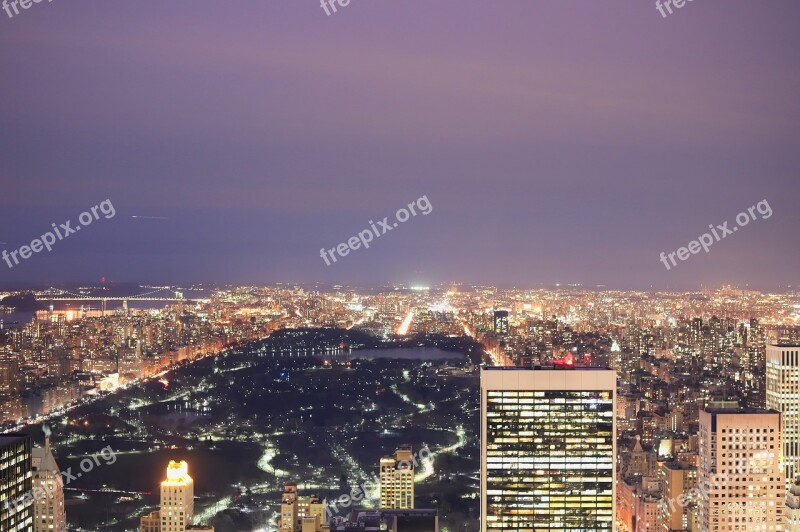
[2, 1, 798, 289]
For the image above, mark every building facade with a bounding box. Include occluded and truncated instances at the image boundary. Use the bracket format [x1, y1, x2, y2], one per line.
[31, 437, 66, 532]
[140, 511, 161, 532]
[493, 311, 509, 336]
[160, 460, 194, 532]
[278, 483, 328, 532]
[480, 366, 616, 531]
[766, 343, 800, 487]
[658, 461, 697, 532]
[379, 445, 415, 510]
[0, 434, 34, 532]
[697, 405, 785, 532]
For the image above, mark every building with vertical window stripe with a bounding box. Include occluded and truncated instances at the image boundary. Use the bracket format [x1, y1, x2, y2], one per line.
[380, 445, 415, 510]
[480, 366, 616, 532]
[766, 343, 800, 488]
[0, 434, 33, 532]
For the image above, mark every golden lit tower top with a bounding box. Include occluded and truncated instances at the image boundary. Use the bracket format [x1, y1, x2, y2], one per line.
[162, 460, 192, 485]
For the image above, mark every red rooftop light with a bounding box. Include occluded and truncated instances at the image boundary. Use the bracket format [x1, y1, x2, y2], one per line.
[554, 352, 575, 367]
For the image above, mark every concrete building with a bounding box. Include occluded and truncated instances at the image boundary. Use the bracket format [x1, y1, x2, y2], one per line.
[617, 475, 661, 532]
[766, 343, 800, 488]
[31, 436, 66, 532]
[0, 349, 20, 396]
[657, 461, 697, 532]
[379, 445, 415, 509]
[161, 460, 194, 532]
[697, 404, 785, 532]
[0, 434, 33, 532]
[278, 483, 328, 532]
[492, 310, 509, 336]
[480, 366, 616, 531]
[140, 511, 161, 532]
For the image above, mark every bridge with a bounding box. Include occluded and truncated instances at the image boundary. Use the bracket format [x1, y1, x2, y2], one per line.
[34, 287, 207, 304]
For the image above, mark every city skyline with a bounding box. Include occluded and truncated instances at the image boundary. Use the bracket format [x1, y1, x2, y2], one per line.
[2, 1, 799, 531]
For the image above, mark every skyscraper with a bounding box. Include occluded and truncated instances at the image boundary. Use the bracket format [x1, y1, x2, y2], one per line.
[658, 461, 697, 532]
[0, 434, 34, 532]
[0, 349, 20, 396]
[379, 445, 415, 510]
[161, 460, 194, 532]
[766, 343, 800, 487]
[493, 311, 509, 336]
[278, 483, 328, 532]
[31, 436, 66, 532]
[480, 366, 616, 531]
[697, 404, 785, 532]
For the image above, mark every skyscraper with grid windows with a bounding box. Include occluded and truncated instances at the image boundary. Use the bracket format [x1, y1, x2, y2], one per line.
[480, 366, 615, 531]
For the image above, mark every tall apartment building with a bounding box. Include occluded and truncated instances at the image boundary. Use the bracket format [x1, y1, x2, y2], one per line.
[0, 434, 34, 532]
[0, 349, 20, 397]
[379, 445, 415, 510]
[31, 436, 66, 532]
[140, 511, 161, 532]
[161, 460, 194, 532]
[480, 366, 616, 531]
[766, 343, 800, 487]
[658, 461, 697, 532]
[278, 483, 328, 532]
[697, 404, 785, 532]
[492, 310, 509, 336]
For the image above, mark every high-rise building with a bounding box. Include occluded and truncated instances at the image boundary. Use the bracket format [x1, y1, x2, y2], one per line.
[480, 366, 616, 531]
[0, 434, 34, 532]
[0, 349, 20, 396]
[160, 460, 194, 532]
[697, 404, 785, 532]
[379, 445, 415, 510]
[766, 343, 800, 487]
[278, 483, 328, 532]
[31, 436, 66, 532]
[493, 310, 509, 336]
[140, 511, 161, 532]
[658, 461, 697, 532]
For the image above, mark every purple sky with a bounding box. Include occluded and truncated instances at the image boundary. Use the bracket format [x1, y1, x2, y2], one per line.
[1, 1, 798, 289]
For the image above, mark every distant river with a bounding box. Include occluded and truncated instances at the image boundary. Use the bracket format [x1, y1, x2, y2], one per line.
[0, 311, 35, 329]
[344, 347, 465, 360]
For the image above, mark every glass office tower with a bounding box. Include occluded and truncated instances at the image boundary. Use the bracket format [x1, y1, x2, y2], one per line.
[0, 433, 34, 532]
[481, 366, 616, 531]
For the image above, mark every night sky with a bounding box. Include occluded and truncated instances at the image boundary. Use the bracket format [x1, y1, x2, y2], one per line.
[1, 1, 798, 289]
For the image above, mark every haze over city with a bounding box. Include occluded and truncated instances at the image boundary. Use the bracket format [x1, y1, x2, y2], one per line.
[2, 1, 799, 289]
[2, 2, 800, 532]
